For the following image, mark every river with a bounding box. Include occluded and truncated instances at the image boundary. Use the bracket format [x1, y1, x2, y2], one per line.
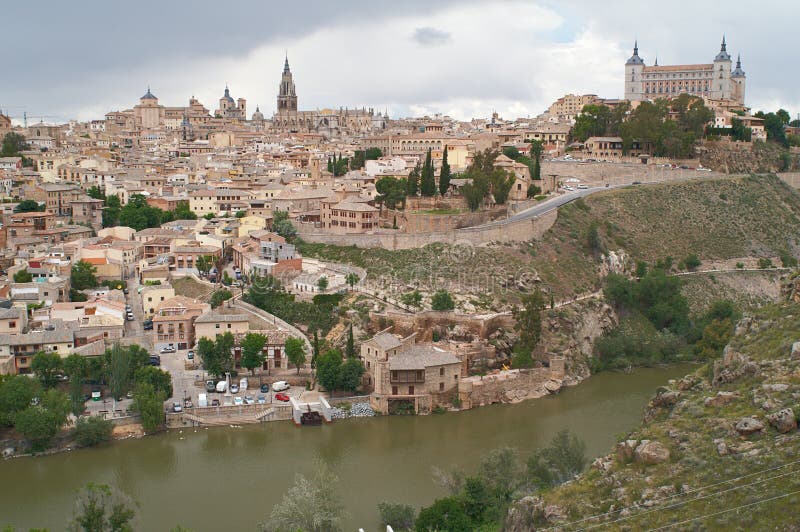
[0, 364, 692, 531]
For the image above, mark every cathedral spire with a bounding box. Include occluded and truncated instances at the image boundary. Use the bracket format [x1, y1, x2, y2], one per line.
[721, 34, 727, 52]
[283, 53, 290, 74]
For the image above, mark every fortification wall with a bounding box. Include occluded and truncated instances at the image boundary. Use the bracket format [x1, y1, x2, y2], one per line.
[457, 363, 564, 409]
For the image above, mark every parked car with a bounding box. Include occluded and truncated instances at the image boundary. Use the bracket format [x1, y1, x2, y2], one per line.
[577, 184, 588, 190]
[205, 380, 216, 392]
[230, 384, 240, 394]
[149, 355, 161, 366]
[234, 396, 243, 406]
[198, 393, 208, 408]
[631, 181, 642, 185]
[143, 319, 153, 331]
[244, 395, 255, 405]
[239, 377, 248, 392]
[126, 313, 134, 321]
[172, 402, 182, 413]
[211, 398, 220, 407]
[260, 383, 270, 393]
[187, 350, 195, 360]
[215, 381, 228, 393]
[183, 399, 193, 409]
[272, 381, 290, 392]
[160, 346, 176, 354]
[275, 393, 290, 402]
[125, 305, 132, 312]
[257, 395, 266, 404]
[123, 288, 129, 295]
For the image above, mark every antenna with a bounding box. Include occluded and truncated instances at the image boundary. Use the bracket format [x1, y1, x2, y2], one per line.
[23, 112, 27, 128]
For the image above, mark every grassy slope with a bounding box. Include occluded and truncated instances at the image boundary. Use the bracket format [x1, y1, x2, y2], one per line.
[539, 302, 800, 530]
[298, 175, 800, 306]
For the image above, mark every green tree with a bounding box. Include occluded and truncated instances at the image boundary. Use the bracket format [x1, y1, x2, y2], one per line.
[316, 276, 329, 292]
[71, 260, 99, 291]
[284, 336, 307, 374]
[67, 483, 136, 532]
[132, 382, 165, 432]
[527, 429, 587, 489]
[272, 210, 297, 239]
[415, 497, 471, 532]
[346, 324, 355, 359]
[134, 366, 173, 398]
[344, 272, 359, 290]
[173, 200, 197, 220]
[118, 194, 166, 231]
[240, 333, 268, 375]
[73, 416, 113, 447]
[195, 255, 214, 277]
[13, 269, 33, 283]
[572, 104, 614, 141]
[0, 375, 42, 426]
[261, 460, 344, 532]
[776, 108, 791, 125]
[400, 290, 423, 308]
[209, 289, 232, 308]
[513, 289, 544, 354]
[108, 344, 132, 403]
[64, 353, 88, 417]
[1, 132, 30, 157]
[378, 502, 416, 531]
[684, 253, 701, 270]
[196, 337, 222, 378]
[406, 163, 420, 196]
[763, 112, 788, 146]
[316, 349, 343, 391]
[420, 148, 436, 196]
[462, 477, 491, 524]
[87, 186, 105, 200]
[431, 289, 455, 311]
[13, 199, 44, 213]
[31, 351, 63, 388]
[586, 221, 603, 256]
[694, 318, 734, 359]
[338, 358, 365, 393]
[15, 406, 61, 451]
[478, 447, 521, 503]
[439, 146, 452, 196]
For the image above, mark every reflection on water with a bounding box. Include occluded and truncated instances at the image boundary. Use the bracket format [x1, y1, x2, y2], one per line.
[0, 364, 693, 531]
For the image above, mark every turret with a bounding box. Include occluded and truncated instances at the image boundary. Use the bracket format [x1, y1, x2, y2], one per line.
[624, 41, 645, 101]
[712, 35, 733, 100]
[731, 54, 746, 105]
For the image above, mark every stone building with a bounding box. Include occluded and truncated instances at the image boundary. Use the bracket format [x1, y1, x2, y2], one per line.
[625, 37, 746, 105]
[362, 330, 463, 414]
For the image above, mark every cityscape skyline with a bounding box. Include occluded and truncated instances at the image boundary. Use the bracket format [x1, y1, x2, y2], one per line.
[1, 0, 798, 124]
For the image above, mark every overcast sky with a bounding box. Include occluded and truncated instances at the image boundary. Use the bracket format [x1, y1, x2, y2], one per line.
[2, 0, 797, 124]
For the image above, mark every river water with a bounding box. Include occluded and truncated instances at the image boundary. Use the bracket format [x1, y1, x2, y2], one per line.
[0, 364, 692, 531]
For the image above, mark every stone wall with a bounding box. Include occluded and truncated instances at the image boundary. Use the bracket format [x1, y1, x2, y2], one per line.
[778, 172, 800, 189]
[457, 363, 564, 409]
[541, 160, 715, 184]
[298, 208, 557, 250]
[376, 309, 515, 340]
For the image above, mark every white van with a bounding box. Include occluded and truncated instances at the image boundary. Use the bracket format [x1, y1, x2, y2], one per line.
[198, 393, 208, 408]
[272, 381, 290, 392]
[215, 381, 228, 393]
[239, 377, 248, 392]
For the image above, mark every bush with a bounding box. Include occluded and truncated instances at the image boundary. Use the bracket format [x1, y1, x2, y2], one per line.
[780, 252, 798, 267]
[73, 416, 113, 447]
[378, 502, 416, 531]
[758, 257, 774, 269]
[209, 289, 233, 308]
[431, 290, 455, 311]
[684, 253, 701, 270]
[735, 262, 745, 269]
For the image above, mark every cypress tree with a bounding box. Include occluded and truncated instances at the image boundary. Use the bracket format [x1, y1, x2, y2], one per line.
[327, 157, 333, 173]
[346, 324, 355, 358]
[420, 148, 436, 196]
[439, 146, 451, 196]
[407, 163, 420, 196]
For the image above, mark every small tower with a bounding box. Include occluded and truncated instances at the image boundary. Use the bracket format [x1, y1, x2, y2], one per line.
[712, 35, 733, 100]
[731, 54, 746, 105]
[624, 40, 645, 101]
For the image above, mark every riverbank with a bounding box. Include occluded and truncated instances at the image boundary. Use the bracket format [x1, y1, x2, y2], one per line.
[0, 364, 693, 531]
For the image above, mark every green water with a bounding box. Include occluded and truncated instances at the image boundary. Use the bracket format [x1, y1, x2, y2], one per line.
[0, 364, 693, 531]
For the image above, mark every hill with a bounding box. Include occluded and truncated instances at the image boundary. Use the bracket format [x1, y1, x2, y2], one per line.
[509, 300, 800, 530]
[298, 175, 800, 309]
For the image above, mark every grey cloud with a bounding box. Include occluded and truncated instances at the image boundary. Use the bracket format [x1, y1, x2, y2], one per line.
[412, 27, 452, 46]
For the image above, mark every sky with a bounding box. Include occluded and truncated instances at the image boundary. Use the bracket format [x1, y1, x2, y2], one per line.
[1, 0, 798, 124]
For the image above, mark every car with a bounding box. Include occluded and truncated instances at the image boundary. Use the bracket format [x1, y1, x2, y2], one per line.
[160, 346, 176, 354]
[234, 396, 243, 406]
[260, 383, 270, 393]
[275, 393, 290, 402]
[577, 184, 588, 190]
[257, 395, 266, 404]
[123, 288, 129, 295]
[125, 305, 132, 312]
[205, 380, 216, 392]
[91, 389, 101, 401]
[187, 350, 195, 360]
[172, 402, 182, 413]
[126, 391, 134, 399]
[272, 381, 290, 392]
[143, 322, 153, 331]
[183, 399, 193, 409]
[239, 377, 248, 391]
[211, 398, 220, 407]
[230, 384, 240, 394]
[149, 355, 161, 366]
[605, 183, 610, 187]
[631, 181, 642, 185]
[244, 395, 255, 405]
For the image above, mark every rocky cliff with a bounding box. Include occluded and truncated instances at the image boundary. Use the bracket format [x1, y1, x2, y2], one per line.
[506, 301, 800, 530]
[698, 140, 799, 174]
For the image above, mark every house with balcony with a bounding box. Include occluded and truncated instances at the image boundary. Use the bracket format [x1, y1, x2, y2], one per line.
[361, 329, 463, 414]
[151, 295, 210, 351]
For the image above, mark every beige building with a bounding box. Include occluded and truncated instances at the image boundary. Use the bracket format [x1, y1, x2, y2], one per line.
[141, 284, 176, 316]
[152, 295, 210, 351]
[319, 197, 379, 234]
[194, 312, 250, 341]
[361, 330, 463, 414]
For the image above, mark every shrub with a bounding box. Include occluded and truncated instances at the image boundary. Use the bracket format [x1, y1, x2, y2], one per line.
[73, 416, 113, 447]
[684, 253, 701, 270]
[431, 290, 455, 311]
[735, 262, 744, 269]
[758, 257, 774, 269]
[378, 502, 416, 531]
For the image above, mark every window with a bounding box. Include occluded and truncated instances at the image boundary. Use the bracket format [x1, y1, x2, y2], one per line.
[9, 321, 15, 328]
[392, 386, 398, 395]
[227, 324, 231, 329]
[408, 386, 415, 395]
[215, 324, 220, 329]
[439, 367, 444, 376]
[439, 382, 444, 391]
[454, 374, 458, 380]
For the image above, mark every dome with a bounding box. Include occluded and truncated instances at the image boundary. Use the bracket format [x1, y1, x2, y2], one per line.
[141, 87, 157, 100]
[221, 86, 234, 103]
[626, 41, 644, 66]
[731, 55, 745, 78]
[715, 36, 731, 62]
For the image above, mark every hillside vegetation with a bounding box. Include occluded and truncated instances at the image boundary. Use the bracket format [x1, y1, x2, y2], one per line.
[517, 302, 800, 530]
[298, 175, 800, 307]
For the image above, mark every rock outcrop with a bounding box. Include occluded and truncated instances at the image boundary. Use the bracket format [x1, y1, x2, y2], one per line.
[734, 417, 765, 435]
[634, 440, 670, 465]
[767, 408, 797, 434]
